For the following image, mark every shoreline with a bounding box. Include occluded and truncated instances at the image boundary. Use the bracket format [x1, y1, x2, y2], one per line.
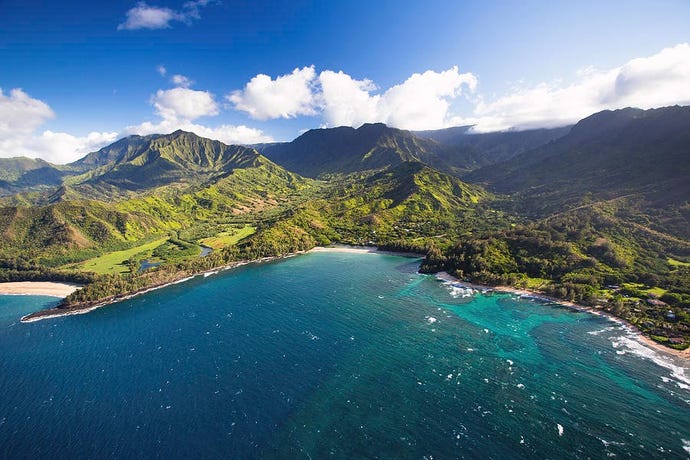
[435, 271, 690, 362]
[307, 245, 424, 258]
[0, 281, 82, 298]
[19, 253, 307, 323]
[13, 247, 689, 364]
[19, 245, 417, 323]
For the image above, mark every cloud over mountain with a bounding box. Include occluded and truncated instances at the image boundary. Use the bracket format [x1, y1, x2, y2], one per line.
[468, 43, 690, 132]
[228, 66, 319, 120]
[229, 66, 477, 130]
[126, 81, 273, 145]
[152, 87, 219, 121]
[0, 88, 117, 163]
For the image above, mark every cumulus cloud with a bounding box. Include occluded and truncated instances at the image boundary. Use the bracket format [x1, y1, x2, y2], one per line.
[127, 84, 273, 144]
[470, 43, 690, 132]
[0, 88, 117, 163]
[22, 131, 119, 164]
[229, 66, 477, 130]
[152, 87, 219, 121]
[318, 71, 380, 127]
[0, 88, 54, 136]
[157, 65, 167, 76]
[0, 85, 271, 163]
[118, 0, 212, 30]
[228, 66, 319, 120]
[319, 67, 477, 130]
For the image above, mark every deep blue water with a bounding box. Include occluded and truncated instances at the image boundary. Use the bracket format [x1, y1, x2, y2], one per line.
[0, 252, 688, 459]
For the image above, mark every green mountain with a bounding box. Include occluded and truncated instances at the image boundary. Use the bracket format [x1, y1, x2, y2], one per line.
[468, 106, 690, 213]
[424, 106, 690, 346]
[0, 157, 69, 196]
[0, 131, 317, 264]
[320, 161, 491, 240]
[258, 123, 456, 177]
[63, 130, 269, 198]
[414, 125, 570, 170]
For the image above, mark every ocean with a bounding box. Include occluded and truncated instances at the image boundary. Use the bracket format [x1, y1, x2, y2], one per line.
[0, 251, 688, 459]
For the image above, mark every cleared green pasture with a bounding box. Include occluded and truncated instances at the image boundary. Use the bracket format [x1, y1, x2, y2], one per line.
[200, 226, 256, 249]
[76, 237, 169, 274]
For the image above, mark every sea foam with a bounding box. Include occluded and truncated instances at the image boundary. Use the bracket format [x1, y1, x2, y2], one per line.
[611, 331, 690, 391]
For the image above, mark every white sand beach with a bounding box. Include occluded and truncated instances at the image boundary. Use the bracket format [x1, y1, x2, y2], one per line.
[308, 246, 380, 254]
[0, 281, 81, 298]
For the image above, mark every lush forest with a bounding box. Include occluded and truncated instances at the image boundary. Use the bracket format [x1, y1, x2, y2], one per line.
[3, 106, 689, 348]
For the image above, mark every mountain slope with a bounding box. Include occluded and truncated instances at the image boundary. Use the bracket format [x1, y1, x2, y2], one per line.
[469, 106, 690, 198]
[0, 157, 70, 196]
[64, 130, 266, 196]
[0, 131, 317, 264]
[414, 125, 570, 170]
[258, 123, 456, 177]
[466, 106, 690, 226]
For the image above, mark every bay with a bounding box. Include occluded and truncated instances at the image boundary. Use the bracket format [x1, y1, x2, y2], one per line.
[0, 252, 688, 459]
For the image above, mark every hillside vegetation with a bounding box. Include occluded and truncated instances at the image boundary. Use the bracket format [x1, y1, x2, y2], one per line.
[2, 107, 688, 348]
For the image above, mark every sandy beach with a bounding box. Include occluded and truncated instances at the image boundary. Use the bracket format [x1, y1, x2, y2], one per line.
[0, 281, 81, 298]
[436, 272, 690, 362]
[308, 245, 380, 254]
[309, 245, 424, 257]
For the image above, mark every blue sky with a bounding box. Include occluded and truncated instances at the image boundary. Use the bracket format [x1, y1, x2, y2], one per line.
[2, 0, 690, 162]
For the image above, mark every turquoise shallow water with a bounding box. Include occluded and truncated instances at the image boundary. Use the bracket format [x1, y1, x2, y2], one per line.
[0, 252, 688, 459]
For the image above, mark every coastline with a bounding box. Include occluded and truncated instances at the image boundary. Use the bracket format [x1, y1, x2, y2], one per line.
[0, 281, 81, 298]
[19, 253, 306, 323]
[308, 245, 424, 258]
[19, 245, 419, 323]
[435, 271, 690, 362]
[13, 247, 688, 365]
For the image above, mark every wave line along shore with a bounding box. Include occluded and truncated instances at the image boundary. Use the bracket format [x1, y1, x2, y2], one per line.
[435, 271, 690, 363]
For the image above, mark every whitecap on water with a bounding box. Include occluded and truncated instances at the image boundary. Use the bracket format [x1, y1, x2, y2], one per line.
[425, 316, 437, 324]
[682, 439, 690, 455]
[587, 326, 618, 336]
[439, 280, 475, 298]
[611, 332, 690, 391]
[557, 424, 564, 436]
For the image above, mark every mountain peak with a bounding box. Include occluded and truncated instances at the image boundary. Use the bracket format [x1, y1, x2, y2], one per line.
[261, 123, 448, 177]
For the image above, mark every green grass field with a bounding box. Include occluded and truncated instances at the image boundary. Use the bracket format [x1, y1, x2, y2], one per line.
[76, 237, 169, 274]
[200, 226, 256, 249]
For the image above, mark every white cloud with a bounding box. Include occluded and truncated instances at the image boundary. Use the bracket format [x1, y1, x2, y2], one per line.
[157, 65, 167, 76]
[126, 119, 272, 145]
[127, 84, 273, 144]
[0, 88, 54, 136]
[118, 3, 181, 30]
[470, 43, 690, 132]
[318, 66, 477, 130]
[0, 88, 117, 163]
[0, 85, 269, 164]
[118, 1, 212, 30]
[318, 71, 380, 127]
[24, 131, 119, 164]
[380, 68, 477, 130]
[228, 66, 319, 120]
[152, 87, 219, 121]
[229, 66, 477, 130]
[171, 74, 193, 88]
